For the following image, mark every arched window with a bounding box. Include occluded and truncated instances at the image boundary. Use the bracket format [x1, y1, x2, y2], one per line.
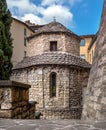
[50, 72, 56, 97]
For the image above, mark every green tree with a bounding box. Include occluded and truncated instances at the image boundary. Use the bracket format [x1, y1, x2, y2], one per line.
[0, 0, 13, 80]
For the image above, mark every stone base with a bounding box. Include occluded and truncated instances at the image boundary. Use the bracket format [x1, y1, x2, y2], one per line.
[0, 80, 36, 119]
[39, 107, 82, 119]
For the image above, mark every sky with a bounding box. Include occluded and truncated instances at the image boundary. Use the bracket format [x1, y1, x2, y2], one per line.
[7, 0, 104, 35]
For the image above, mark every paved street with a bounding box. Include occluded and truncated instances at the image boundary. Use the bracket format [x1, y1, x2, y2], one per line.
[0, 119, 106, 130]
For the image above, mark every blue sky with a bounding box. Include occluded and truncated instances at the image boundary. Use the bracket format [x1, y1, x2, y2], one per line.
[7, 0, 104, 35]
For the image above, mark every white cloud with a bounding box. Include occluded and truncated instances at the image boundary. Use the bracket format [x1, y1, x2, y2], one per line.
[20, 5, 73, 27]
[7, 0, 38, 16]
[41, 5, 73, 26]
[21, 14, 43, 24]
[6, 0, 82, 28]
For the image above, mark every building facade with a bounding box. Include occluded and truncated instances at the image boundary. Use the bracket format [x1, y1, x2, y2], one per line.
[87, 34, 97, 64]
[11, 21, 90, 119]
[80, 35, 95, 64]
[11, 18, 34, 66]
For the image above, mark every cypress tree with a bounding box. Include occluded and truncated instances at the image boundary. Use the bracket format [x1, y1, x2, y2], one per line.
[0, 0, 13, 80]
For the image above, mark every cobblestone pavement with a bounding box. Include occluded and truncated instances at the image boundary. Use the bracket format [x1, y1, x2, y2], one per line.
[0, 119, 106, 130]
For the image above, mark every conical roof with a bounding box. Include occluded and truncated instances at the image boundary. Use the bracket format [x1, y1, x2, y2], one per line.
[37, 21, 72, 33]
[13, 52, 91, 70]
[28, 21, 79, 39]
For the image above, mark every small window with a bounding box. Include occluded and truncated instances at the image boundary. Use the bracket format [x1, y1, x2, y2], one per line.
[24, 37, 26, 46]
[80, 40, 85, 46]
[50, 41, 57, 51]
[34, 29, 38, 32]
[80, 54, 85, 59]
[24, 51, 27, 58]
[50, 72, 56, 97]
[90, 54, 92, 63]
[24, 28, 27, 36]
[92, 50, 94, 57]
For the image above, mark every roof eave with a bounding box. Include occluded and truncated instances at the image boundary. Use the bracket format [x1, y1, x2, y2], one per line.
[27, 31, 80, 41]
[13, 63, 91, 71]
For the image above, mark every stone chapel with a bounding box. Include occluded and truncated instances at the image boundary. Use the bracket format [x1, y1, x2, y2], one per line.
[11, 20, 91, 119]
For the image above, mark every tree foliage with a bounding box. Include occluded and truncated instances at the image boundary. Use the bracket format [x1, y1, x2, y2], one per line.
[0, 0, 13, 80]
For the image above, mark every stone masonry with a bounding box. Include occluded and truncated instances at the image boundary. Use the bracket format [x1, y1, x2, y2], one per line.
[0, 80, 36, 119]
[28, 33, 80, 57]
[12, 65, 89, 119]
[82, 0, 106, 120]
[11, 21, 91, 119]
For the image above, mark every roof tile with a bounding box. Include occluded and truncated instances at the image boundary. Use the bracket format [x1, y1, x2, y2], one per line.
[28, 21, 79, 39]
[13, 52, 91, 70]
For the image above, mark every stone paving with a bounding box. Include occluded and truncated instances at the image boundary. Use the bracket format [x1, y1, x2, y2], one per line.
[0, 119, 106, 130]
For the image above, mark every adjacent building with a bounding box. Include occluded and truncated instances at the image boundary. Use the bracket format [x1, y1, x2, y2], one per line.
[80, 35, 95, 64]
[11, 17, 35, 66]
[87, 34, 97, 64]
[25, 20, 45, 32]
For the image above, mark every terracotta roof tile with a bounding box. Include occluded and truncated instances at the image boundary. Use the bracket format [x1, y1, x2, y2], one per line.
[13, 52, 91, 70]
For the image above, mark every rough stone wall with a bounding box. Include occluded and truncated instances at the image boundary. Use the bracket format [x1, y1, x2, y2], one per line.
[65, 35, 80, 56]
[11, 66, 89, 119]
[40, 108, 82, 119]
[12, 69, 28, 83]
[69, 69, 89, 107]
[82, 0, 106, 120]
[12, 66, 70, 109]
[0, 81, 35, 119]
[28, 33, 80, 57]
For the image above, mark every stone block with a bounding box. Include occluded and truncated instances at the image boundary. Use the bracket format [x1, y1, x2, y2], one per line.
[0, 110, 13, 118]
[0, 80, 36, 119]
[1, 103, 12, 109]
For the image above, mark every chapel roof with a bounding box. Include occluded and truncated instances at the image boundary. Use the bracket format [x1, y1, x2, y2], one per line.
[27, 21, 79, 39]
[13, 52, 91, 70]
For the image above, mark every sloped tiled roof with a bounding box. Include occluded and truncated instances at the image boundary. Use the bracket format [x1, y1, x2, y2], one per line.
[27, 21, 79, 39]
[12, 17, 35, 33]
[13, 52, 91, 70]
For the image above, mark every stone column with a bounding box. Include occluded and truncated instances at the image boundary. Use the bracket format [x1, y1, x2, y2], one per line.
[82, 0, 106, 120]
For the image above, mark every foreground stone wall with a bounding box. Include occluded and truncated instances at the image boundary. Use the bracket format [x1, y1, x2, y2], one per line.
[28, 33, 80, 57]
[40, 108, 82, 119]
[11, 65, 89, 119]
[0, 81, 36, 119]
[82, 0, 106, 120]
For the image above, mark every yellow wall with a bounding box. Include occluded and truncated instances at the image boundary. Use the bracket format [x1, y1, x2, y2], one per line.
[11, 18, 34, 66]
[80, 36, 95, 64]
[88, 41, 96, 64]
